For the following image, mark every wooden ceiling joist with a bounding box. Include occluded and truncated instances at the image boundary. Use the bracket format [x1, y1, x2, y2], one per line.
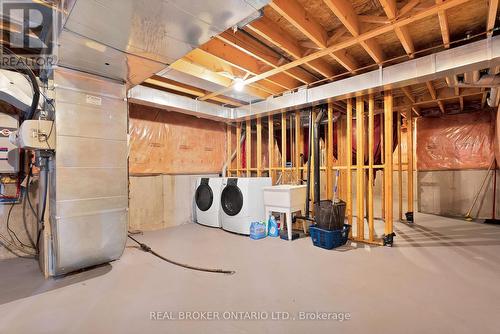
[414, 86, 483, 109]
[199, 0, 473, 102]
[270, 0, 359, 75]
[200, 38, 301, 91]
[270, 0, 327, 48]
[379, 0, 415, 56]
[171, 56, 270, 99]
[216, 31, 316, 85]
[145, 76, 244, 107]
[400, 86, 421, 115]
[425, 80, 445, 113]
[246, 16, 335, 78]
[487, 0, 499, 36]
[323, 0, 386, 64]
[436, 0, 450, 48]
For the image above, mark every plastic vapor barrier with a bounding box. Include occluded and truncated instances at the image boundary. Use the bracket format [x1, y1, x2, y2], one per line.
[417, 110, 495, 170]
[129, 103, 226, 174]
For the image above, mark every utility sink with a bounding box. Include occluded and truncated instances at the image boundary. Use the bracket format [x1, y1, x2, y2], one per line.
[263, 185, 307, 209]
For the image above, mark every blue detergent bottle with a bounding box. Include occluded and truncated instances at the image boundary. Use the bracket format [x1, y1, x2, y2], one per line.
[268, 215, 279, 237]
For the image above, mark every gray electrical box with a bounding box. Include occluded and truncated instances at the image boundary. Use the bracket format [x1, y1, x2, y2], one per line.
[0, 113, 19, 173]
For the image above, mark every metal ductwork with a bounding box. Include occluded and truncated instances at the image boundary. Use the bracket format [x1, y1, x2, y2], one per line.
[130, 35, 500, 120]
[57, 0, 271, 87]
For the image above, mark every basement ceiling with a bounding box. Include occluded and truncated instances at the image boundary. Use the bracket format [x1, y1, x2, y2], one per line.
[140, 0, 500, 116]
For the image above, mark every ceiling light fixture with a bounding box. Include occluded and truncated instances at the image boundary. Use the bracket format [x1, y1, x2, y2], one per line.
[234, 78, 245, 92]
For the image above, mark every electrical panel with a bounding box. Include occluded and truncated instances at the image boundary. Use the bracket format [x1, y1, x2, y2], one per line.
[0, 113, 19, 173]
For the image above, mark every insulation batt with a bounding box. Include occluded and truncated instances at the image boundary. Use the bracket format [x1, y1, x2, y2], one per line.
[417, 110, 495, 170]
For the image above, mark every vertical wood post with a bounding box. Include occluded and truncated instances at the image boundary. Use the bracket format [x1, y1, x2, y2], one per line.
[407, 108, 414, 215]
[327, 103, 334, 200]
[257, 117, 262, 177]
[397, 111, 403, 221]
[356, 97, 365, 239]
[226, 123, 232, 177]
[246, 120, 251, 177]
[346, 100, 353, 229]
[281, 112, 287, 181]
[268, 116, 274, 183]
[338, 116, 346, 200]
[368, 95, 375, 241]
[384, 92, 394, 235]
[295, 112, 301, 183]
[236, 122, 242, 177]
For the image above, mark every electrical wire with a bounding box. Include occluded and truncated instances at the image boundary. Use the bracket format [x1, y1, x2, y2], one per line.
[127, 234, 235, 275]
[1, 45, 40, 120]
[6, 200, 36, 250]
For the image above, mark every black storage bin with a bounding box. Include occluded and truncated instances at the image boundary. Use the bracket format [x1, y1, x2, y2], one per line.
[315, 199, 346, 231]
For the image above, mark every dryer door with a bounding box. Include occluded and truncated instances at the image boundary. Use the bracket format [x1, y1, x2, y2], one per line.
[221, 178, 243, 216]
[195, 178, 213, 211]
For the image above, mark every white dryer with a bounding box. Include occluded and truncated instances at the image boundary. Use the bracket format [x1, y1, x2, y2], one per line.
[220, 177, 272, 235]
[195, 177, 224, 227]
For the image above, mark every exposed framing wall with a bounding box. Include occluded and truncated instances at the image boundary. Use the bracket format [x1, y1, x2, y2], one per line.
[226, 93, 415, 245]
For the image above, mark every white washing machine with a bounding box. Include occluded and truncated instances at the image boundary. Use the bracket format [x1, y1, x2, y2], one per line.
[220, 177, 272, 235]
[195, 177, 224, 227]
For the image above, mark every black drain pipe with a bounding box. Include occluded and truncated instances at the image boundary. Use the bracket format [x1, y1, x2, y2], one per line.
[313, 109, 325, 213]
[304, 109, 313, 218]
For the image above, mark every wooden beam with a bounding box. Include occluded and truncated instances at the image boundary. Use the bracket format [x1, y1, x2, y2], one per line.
[327, 103, 334, 199]
[257, 118, 262, 176]
[407, 109, 414, 214]
[281, 113, 287, 176]
[272, 0, 359, 74]
[295, 112, 302, 182]
[384, 92, 394, 236]
[436, 0, 450, 48]
[145, 76, 243, 107]
[324, 0, 385, 64]
[216, 31, 315, 84]
[270, 0, 327, 48]
[247, 17, 335, 78]
[356, 96, 365, 239]
[268, 115, 274, 183]
[378, 0, 397, 19]
[246, 121, 252, 176]
[487, 0, 499, 36]
[425, 81, 445, 112]
[368, 95, 375, 241]
[173, 55, 270, 99]
[200, 38, 301, 90]
[346, 99, 353, 229]
[394, 25, 415, 56]
[331, 49, 358, 74]
[227, 124, 232, 176]
[201, 0, 471, 101]
[310, 110, 317, 213]
[360, 39, 385, 64]
[359, 15, 391, 24]
[379, 0, 415, 56]
[323, 0, 360, 36]
[399, 0, 421, 17]
[236, 122, 242, 176]
[397, 111, 403, 221]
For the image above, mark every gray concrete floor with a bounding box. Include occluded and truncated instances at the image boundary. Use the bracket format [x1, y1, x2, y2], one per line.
[1, 212, 500, 334]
